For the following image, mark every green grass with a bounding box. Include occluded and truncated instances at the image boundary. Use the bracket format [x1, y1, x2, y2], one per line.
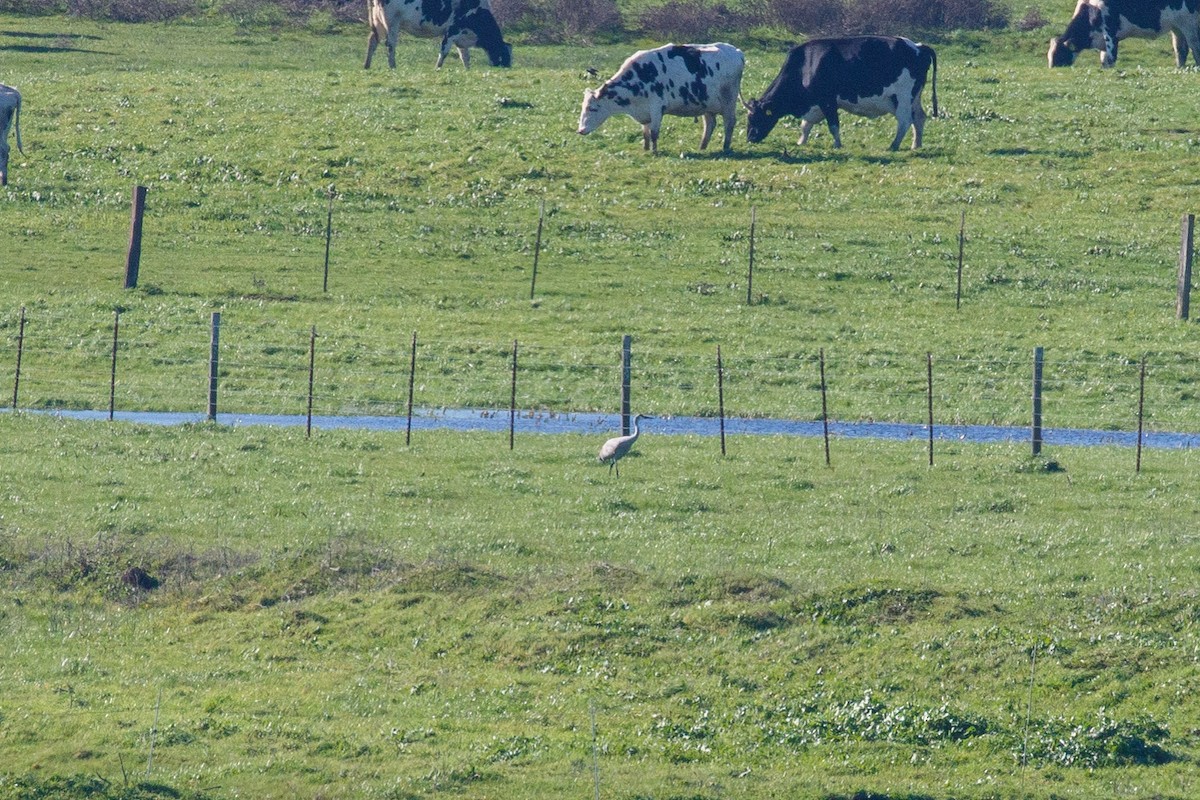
[2, 414, 1200, 798]
[4, 15, 1200, 800]
[4, 18, 1200, 429]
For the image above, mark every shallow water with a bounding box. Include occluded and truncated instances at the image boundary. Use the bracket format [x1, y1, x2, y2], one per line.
[6, 406, 1199, 450]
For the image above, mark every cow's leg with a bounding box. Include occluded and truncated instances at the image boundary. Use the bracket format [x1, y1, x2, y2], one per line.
[1171, 30, 1188, 67]
[699, 113, 716, 150]
[798, 107, 825, 145]
[910, 103, 927, 150]
[889, 102, 914, 151]
[720, 108, 736, 152]
[798, 119, 814, 145]
[387, 31, 398, 69]
[458, 45, 470, 69]
[642, 124, 652, 151]
[437, 35, 452, 68]
[1174, 24, 1200, 66]
[0, 108, 10, 186]
[364, 29, 378, 69]
[647, 109, 663, 153]
[823, 107, 842, 148]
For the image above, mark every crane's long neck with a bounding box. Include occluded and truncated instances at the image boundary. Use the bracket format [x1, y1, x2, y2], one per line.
[630, 417, 641, 439]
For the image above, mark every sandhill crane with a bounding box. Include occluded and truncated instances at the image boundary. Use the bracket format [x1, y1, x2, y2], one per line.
[597, 414, 652, 477]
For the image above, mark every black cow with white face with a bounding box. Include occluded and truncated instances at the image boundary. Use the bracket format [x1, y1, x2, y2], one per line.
[1049, 0, 1200, 67]
[365, 0, 512, 70]
[743, 36, 938, 152]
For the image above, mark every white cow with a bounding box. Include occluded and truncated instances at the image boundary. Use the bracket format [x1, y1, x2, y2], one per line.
[0, 84, 22, 187]
[578, 43, 746, 153]
[364, 0, 512, 70]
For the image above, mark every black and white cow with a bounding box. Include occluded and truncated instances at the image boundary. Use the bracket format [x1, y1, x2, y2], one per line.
[1048, 0, 1200, 67]
[0, 84, 22, 187]
[364, 0, 512, 70]
[577, 43, 746, 153]
[743, 36, 938, 152]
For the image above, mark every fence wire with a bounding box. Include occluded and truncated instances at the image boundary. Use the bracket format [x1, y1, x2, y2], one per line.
[5, 309, 1200, 438]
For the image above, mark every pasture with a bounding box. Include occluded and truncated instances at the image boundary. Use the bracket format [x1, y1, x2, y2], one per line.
[2, 11, 1200, 799]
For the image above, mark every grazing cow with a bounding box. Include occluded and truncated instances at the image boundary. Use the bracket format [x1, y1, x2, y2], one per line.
[577, 42, 746, 153]
[364, 0, 512, 70]
[743, 36, 938, 151]
[1048, 0, 1200, 67]
[0, 84, 21, 187]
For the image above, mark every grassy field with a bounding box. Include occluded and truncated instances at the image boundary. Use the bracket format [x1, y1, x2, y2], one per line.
[3, 12, 1200, 800]
[2, 413, 1200, 799]
[3, 16, 1200, 427]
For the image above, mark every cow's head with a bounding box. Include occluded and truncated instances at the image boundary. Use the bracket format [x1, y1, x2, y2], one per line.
[483, 40, 512, 67]
[468, 9, 513, 68]
[1051, 3, 1113, 67]
[1048, 37, 1076, 67]
[742, 97, 779, 144]
[577, 88, 615, 136]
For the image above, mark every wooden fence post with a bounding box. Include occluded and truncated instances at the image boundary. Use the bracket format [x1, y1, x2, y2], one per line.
[1136, 357, 1146, 473]
[956, 210, 965, 310]
[747, 205, 756, 306]
[1178, 213, 1194, 320]
[926, 352, 934, 466]
[717, 345, 726, 456]
[307, 326, 317, 438]
[207, 312, 221, 421]
[1031, 346, 1044, 456]
[12, 305, 25, 409]
[323, 186, 335, 293]
[109, 309, 121, 421]
[621, 334, 632, 436]
[406, 331, 417, 445]
[530, 199, 545, 300]
[819, 348, 831, 467]
[509, 339, 518, 451]
[124, 185, 147, 289]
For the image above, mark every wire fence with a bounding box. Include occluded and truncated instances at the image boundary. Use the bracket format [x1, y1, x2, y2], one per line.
[7, 305, 1200, 447]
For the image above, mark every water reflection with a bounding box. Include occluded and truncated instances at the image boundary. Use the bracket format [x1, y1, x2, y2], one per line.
[5, 407, 1199, 450]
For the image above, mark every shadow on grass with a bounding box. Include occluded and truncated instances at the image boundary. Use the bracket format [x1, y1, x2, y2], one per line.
[989, 147, 1092, 158]
[0, 29, 112, 56]
[1, 30, 102, 39]
[678, 148, 852, 165]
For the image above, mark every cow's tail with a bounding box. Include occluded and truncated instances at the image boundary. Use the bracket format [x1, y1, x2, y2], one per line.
[925, 45, 939, 119]
[13, 92, 20, 154]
